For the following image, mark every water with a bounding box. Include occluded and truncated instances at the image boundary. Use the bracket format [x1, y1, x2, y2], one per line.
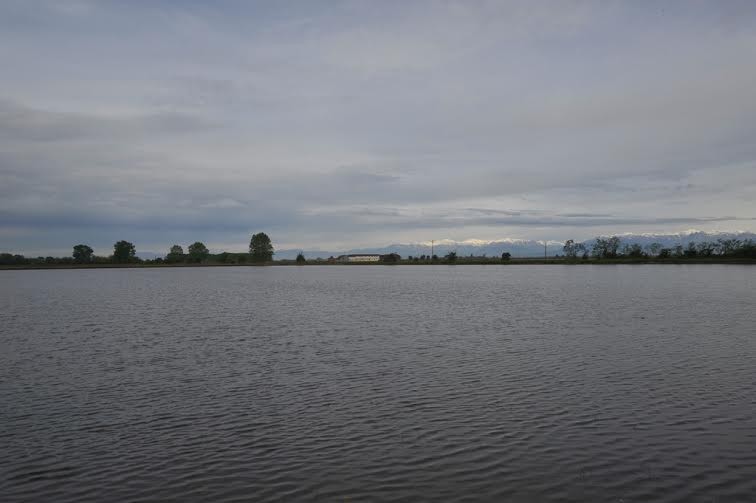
[1, 265, 755, 502]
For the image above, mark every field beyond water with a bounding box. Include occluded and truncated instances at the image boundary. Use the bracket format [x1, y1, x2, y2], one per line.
[2, 265, 755, 502]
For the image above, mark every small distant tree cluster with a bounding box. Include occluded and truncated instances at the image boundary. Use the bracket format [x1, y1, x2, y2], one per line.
[164, 243, 210, 263]
[591, 236, 621, 259]
[623, 243, 646, 258]
[562, 240, 586, 259]
[405, 254, 438, 262]
[647, 243, 662, 256]
[554, 236, 756, 261]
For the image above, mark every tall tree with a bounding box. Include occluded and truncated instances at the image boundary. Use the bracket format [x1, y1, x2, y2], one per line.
[187, 242, 210, 262]
[72, 244, 94, 264]
[296, 252, 306, 264]
[113, 240, 136, 263]
[166, 244, 185, 263]
[249, 232, 274, 262]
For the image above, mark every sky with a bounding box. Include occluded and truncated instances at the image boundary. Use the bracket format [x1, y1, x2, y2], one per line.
[1, 0, 756, 256]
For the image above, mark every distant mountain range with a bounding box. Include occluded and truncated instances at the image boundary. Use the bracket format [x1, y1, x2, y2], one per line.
[275, 230, 756, 259]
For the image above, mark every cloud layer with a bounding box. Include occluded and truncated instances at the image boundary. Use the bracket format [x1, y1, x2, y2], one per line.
[1, 1, 756, 255]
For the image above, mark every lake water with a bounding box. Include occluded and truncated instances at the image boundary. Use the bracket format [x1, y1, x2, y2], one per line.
[1, 265, 755, 502]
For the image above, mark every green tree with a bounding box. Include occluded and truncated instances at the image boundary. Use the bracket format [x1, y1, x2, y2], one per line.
[187, 242, 210, 262]
[166, 244, 185, 263]
[72, 244, 94, 264]
[249, 232, 274, 262]
[445, 251, 457, 263]
[112, 240, 136, 263]
[296, 252, 306, 264]
[501, 252, 511, 261]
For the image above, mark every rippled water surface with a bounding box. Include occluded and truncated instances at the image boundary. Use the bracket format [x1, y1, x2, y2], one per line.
[2, 265, 755, 502]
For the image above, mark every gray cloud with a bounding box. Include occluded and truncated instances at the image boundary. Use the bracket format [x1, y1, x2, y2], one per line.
[1, 1, 756, 254]
[0, 100, 214, 142]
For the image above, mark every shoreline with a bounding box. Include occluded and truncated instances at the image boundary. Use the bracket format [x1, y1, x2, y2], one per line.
[2, 257, 756, 270]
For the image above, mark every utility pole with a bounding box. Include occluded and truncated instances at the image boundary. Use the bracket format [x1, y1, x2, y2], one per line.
[431, 240, 434, 258]
[544, 241, 547, 259]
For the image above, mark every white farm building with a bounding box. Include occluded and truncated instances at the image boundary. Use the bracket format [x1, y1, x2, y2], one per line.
[336, 254, 381, 263]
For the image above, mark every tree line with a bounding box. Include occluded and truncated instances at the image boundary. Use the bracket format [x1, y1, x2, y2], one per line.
[162, 234, 274, 264]
[3, 233, 755, 266]
[0, 232, 275, 266]
[562, 236, 756, 260]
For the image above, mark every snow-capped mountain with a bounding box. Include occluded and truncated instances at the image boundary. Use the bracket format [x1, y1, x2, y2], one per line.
[276, 230, 756, 259]
[348, 239, 556, 258]
[275, 238, 553, 259]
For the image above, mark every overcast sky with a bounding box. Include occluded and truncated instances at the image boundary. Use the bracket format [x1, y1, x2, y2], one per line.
[2, 0, 756, 256]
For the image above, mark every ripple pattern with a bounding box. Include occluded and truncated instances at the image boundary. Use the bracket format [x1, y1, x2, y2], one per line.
[1, 265, 755, 502]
